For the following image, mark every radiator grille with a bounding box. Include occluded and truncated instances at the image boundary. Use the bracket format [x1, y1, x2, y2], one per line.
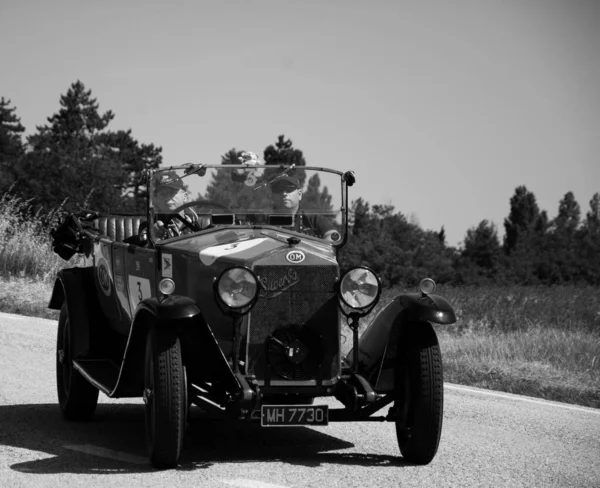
[247, 265, 340, 383]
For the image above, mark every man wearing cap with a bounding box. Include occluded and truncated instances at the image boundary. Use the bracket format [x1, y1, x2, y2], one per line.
[270, 176, 338, 241]
[153, 172, 200, 239]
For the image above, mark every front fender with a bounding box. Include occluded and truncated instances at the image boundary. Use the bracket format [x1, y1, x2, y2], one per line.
[135, 295, 201, 322]
[48, 267, 98, 358]
[113, 296, 242, 399]
[112, 295, 201, 396]
[346, 292, 455, 391]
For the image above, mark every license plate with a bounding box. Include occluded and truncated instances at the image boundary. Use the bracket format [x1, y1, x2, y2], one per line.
[261, 405, 329, 427]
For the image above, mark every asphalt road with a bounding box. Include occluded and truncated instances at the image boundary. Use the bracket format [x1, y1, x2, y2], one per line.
[1, 312, 599, 488]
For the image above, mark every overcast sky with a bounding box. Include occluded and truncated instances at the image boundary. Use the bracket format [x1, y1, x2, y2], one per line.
[1, 0, 599, 246]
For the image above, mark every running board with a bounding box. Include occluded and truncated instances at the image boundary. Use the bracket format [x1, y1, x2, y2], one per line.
[73, 359, 120, 396]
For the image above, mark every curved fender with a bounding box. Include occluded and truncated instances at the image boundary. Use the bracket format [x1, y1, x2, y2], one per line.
[111, 295, 201, 396]
[135, 295, 201, 322]
[49, 267, 95, 310]
[113, 296, 242, 398]
[346, 292, 455, 392]
[48, 267, 98, 358]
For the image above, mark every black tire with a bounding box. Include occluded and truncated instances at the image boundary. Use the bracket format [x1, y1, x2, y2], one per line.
[144, 327, 187, 469]
[56, 304, 99, 420]
[394, 322, 443, 465]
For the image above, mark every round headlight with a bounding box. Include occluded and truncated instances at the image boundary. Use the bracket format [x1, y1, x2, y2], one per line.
[159, 278, 175, 295]
[419, 278, 436, 295]
[340, 267, 381, 310]
[216, 267, 259, 309]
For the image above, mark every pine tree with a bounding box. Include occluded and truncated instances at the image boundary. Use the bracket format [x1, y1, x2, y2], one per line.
[13, 81, 119, 210]
[263, 135, 307, 186]
[503, 185, 543, 254]
[349, 198, 373, 236]
[580, 193, 600, 284]
[0, 97, 25, 162]
[263, 135, 307, 167]
[545, 191, 582, 283]
[554, 191, 581, 234]
[501, 186, 551, 283]
[301, 173, 333, 212]
[12, 81, 160, 212]
[204, 148, 271, 210]
[100, 129, 162, 212]
[458, 220, 503, 283]
[437, 226, 446, 246]
[0, 97, 26, 193]
[584, 192, 600, 235]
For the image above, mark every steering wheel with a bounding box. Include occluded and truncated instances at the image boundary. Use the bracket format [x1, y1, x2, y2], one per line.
[174, 200, 229, 213]
[171, 200, 231, 232]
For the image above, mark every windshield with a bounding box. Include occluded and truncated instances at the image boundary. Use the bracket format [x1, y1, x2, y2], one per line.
[148, 164, 347, 244]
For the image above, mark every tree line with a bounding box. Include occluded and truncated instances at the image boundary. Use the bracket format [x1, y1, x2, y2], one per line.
[1, 81, 598, 286]
[338, 189, 600, 287]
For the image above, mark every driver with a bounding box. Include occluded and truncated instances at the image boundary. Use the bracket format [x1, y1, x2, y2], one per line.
[153, 172, 200, 238]
[270, 176, 339, 241]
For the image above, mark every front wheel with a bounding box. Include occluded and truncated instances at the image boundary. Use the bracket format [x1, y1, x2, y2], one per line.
[56, 304, 99, 420]
[394, 322, 443, 465]
[144, 327, 187, 469]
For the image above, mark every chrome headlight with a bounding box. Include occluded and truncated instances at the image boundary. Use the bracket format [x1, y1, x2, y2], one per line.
[339, 267, 381, 310]
[215, 266, 259, 310]
[419, 278, 436, 295]
[159, 278, 175, 295]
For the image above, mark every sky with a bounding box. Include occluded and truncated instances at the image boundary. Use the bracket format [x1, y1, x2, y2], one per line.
[1, 0, 599, 247]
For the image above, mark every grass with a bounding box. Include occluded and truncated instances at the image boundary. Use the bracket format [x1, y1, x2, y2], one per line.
[0, 192, 66, 281]
[0, 192, 71, 320]
[1, 190, 599, 408]
[438, 326, 599, 408]
[368, 285, 600, 408]
[435, 285, 599, 408]
[0, 274, 60, 320]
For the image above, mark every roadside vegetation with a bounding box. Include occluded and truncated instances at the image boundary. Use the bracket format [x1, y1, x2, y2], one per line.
[1, 193, 598, 409]
[0, 193, 66, 319]
[386, 286, 599, 409]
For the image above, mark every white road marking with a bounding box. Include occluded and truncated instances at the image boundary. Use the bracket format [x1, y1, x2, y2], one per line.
[445, 383, 600, 415]
[63, 444, 148, 465]
[221, 480, 291, 488]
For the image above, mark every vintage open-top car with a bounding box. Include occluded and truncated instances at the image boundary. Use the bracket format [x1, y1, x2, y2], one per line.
[49, 158, 456, 468]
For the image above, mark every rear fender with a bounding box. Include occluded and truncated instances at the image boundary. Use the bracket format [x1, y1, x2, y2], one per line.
[347, 292, 455, 392]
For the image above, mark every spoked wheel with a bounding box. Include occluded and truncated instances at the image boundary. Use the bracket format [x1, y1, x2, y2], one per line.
[394, 322, 443, 465]
[56, 304, 99, 420]
[144, 327, 187, 469]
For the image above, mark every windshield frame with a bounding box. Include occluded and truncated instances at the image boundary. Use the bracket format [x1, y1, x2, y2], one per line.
[145, 164, 350, 248]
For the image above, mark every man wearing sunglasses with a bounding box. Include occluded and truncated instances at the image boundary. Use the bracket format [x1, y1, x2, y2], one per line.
[271, 176, 338, 241]
[153, 172, 200, 239]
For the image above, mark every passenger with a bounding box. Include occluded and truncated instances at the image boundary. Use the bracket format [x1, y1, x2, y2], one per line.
[270, 176, 338, 241]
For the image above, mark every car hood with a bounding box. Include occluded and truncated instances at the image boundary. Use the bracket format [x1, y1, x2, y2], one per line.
[160, 228, 337, 267]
